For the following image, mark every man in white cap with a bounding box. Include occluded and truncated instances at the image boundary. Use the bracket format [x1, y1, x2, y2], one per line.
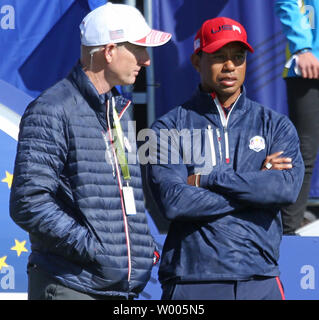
[10, 2, 171, 300]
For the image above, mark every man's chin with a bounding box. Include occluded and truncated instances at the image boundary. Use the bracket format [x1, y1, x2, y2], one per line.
[217, 87, 240, 97]
[121, 77, 137, 86]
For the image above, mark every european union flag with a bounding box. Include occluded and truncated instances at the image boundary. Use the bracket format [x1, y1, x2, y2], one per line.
[0, 110, 29, 299]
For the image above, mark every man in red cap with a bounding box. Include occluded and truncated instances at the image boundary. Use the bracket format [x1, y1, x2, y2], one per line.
[148, 17, 304, 299]
[191, 17, 253, 111]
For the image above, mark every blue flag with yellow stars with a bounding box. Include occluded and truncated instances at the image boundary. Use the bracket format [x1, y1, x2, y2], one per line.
[0, 80, 32, 299]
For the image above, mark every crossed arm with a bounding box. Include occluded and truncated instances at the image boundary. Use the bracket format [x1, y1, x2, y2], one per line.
[149, 114, 304, 221]
[188, 151, 293, 186]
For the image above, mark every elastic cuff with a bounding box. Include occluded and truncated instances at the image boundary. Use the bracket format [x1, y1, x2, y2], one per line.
[199, 173, 210, 188]
[200, 171, 217, 188]
[295, 48, 312, 55]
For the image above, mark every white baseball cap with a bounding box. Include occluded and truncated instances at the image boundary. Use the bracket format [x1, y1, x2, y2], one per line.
[80, 2, 172, 47]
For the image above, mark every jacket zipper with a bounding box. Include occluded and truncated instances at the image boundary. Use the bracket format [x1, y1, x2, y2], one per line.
[212, 94, 241, 164]
[106, 98, 132, 282]
[207, 125, 217, 166]
[216, 128, 223, 162]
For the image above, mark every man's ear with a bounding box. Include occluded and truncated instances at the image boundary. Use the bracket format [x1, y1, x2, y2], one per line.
[191, 53, 200, 72]
[104, 43, 117, 63]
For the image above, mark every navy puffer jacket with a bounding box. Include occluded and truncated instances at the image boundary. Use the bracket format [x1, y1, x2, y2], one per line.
[10, 62, 156, 298]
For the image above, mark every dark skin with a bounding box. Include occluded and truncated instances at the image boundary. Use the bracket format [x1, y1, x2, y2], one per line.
[188, 42, 292, 186]
[191, 42, 247, 107]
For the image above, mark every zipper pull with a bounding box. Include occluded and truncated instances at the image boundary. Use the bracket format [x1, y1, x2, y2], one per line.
[216, 128, 223, 162]
[223, 126, 230, 164]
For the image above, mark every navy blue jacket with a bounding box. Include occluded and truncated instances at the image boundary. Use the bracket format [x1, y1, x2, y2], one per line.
[149, 87, 304, 284]
[10, 62, 156, 298]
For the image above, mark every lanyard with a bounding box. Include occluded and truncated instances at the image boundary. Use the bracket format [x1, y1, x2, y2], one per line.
[108, 97, 131, 182]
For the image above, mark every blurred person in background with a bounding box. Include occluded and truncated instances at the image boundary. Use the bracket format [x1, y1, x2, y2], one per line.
[276, 0, 319, 234]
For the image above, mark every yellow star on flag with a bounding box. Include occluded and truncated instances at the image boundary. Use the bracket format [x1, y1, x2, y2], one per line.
[1, 171, 13, 189]
[11, 239, 28, 257]
[0, 256, 8, 271]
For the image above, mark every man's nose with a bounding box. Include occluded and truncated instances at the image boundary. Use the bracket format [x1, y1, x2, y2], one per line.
[223, 59, 236, 71]
[139, 49, 151, 66]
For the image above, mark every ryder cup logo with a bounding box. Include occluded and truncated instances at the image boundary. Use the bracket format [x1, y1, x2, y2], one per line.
[249, 136, 265, 152]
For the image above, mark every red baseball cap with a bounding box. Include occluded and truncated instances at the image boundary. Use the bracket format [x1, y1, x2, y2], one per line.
[194, 17, 254, 54]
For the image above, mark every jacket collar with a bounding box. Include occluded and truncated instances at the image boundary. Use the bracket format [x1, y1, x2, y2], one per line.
[67, 61, 131, 117]
[193, 85, 248, 116]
